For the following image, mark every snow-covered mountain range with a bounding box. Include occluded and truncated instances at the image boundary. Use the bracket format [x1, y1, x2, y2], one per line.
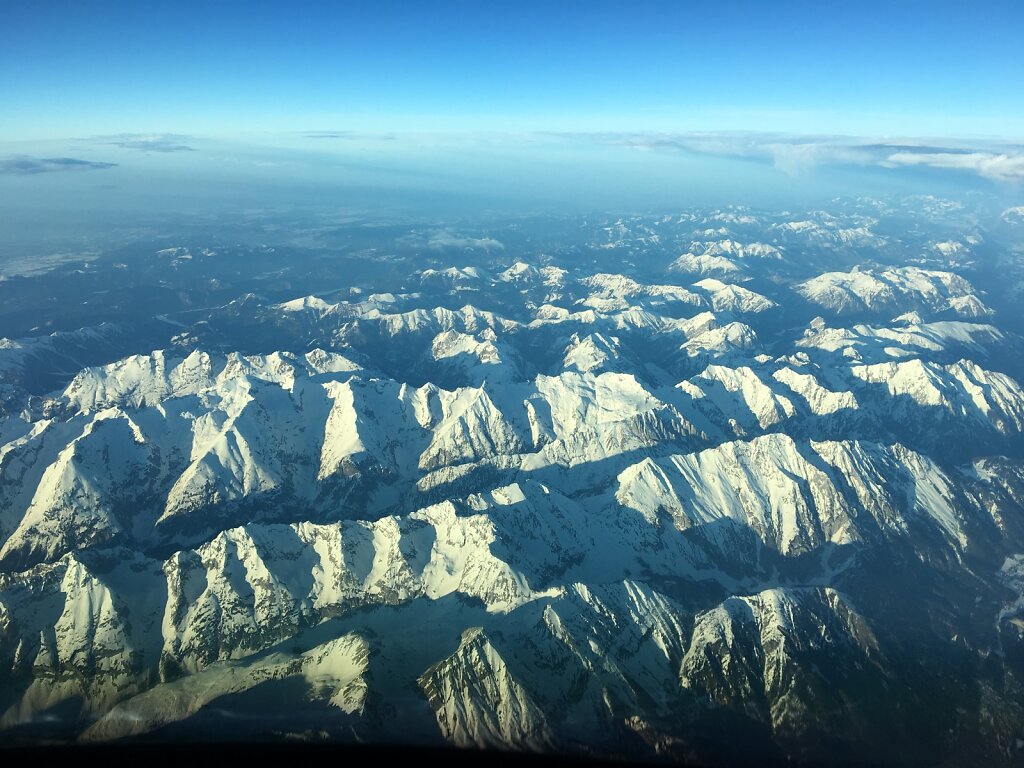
[2, 201, 1024, 765]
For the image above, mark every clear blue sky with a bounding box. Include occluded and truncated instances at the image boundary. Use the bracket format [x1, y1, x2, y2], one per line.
[1, 0, 1022, 140]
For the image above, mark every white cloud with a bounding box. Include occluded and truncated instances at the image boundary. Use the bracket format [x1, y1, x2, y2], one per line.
[763, 142, 875, 176]
[883, 151, 1024, 181]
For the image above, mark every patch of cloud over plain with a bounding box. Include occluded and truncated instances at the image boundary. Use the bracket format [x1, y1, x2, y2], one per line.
[98, 133, 196, 152]
[0, 156, 118, 174]
[596, 132, 1024, 181]
[303, 131, 398, 141]
[425, 231, 505, 250]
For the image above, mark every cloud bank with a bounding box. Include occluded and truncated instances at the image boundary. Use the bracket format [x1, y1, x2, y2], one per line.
[0, 156, 117, 175]
[882, 151, 1024, 181]
[595, 132, 1024, 182]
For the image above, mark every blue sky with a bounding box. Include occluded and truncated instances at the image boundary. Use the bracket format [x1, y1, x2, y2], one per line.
[2, 0, 1023, 140]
